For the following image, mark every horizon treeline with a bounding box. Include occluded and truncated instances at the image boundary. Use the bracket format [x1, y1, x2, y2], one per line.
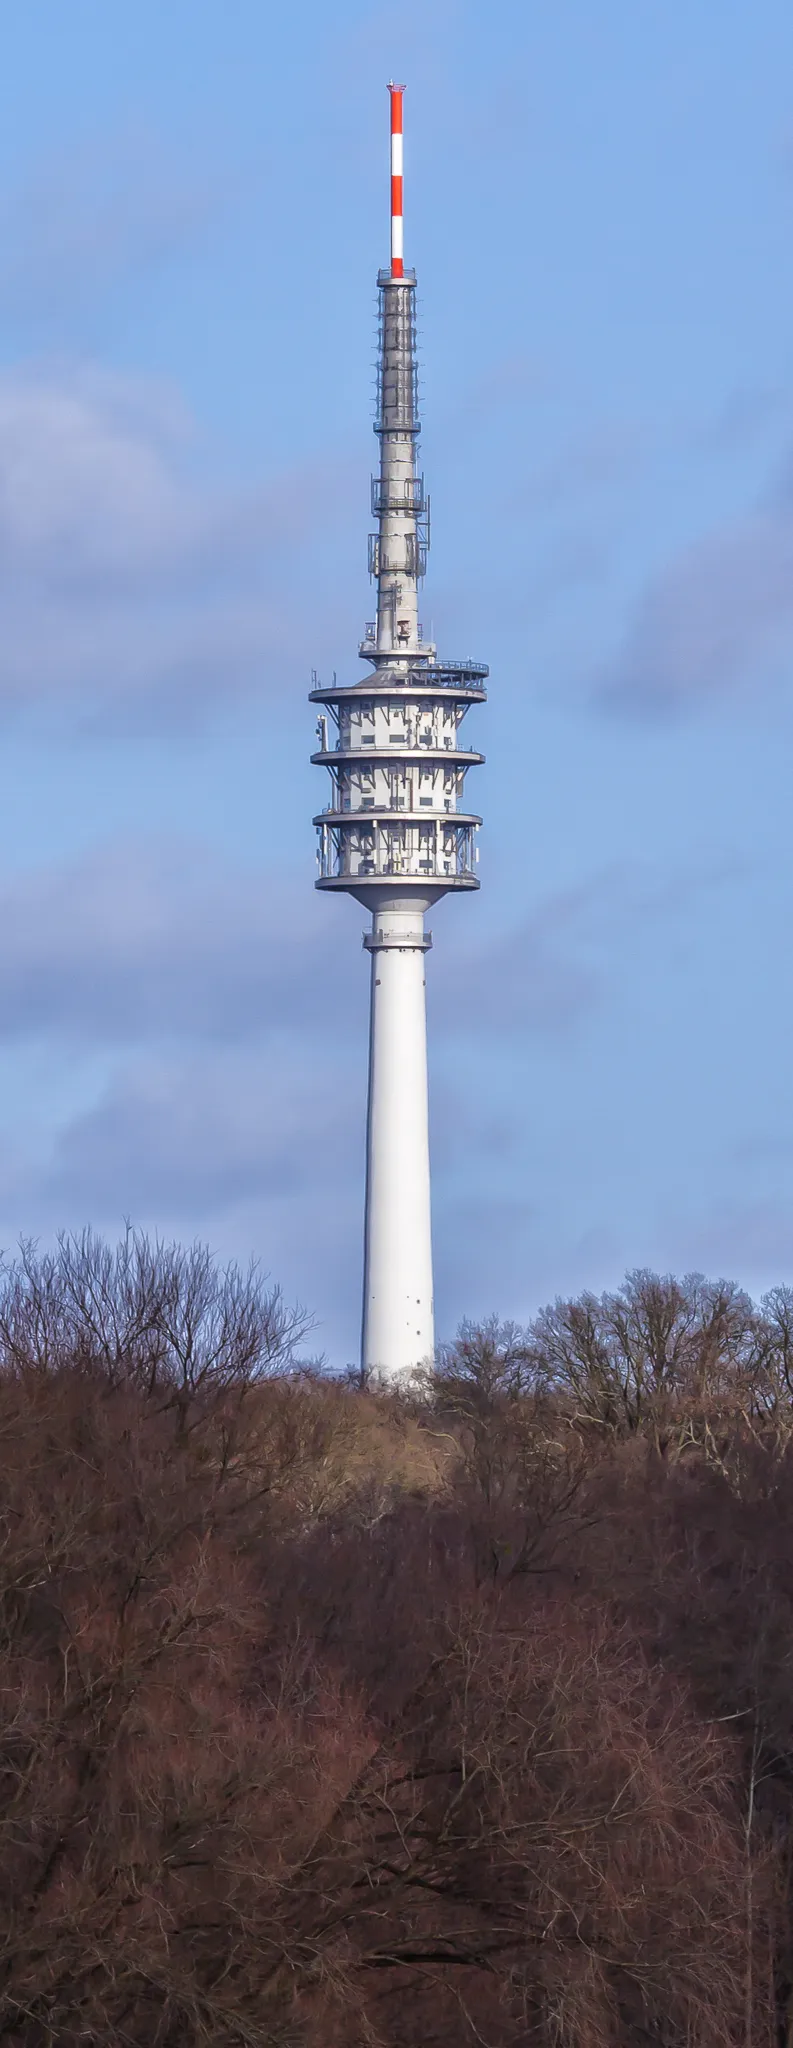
[3, 1235, 793, 2043]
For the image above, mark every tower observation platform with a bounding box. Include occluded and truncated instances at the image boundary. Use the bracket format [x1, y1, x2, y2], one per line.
[310, 85, 487, 1379]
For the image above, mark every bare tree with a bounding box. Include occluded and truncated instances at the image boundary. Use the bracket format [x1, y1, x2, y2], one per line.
[0, 1233, 358, 2047]
[290, 1600, 754, 2047]
[0, 1243, 788, 2046]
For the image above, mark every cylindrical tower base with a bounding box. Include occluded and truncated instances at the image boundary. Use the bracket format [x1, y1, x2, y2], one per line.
[361, 906, 434, 1379]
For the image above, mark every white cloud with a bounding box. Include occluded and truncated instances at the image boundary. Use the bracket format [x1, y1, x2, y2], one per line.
[0, 372, 200, 577]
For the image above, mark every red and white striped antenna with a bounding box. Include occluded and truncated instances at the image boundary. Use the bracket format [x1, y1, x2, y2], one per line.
[388, 82, 404, 278]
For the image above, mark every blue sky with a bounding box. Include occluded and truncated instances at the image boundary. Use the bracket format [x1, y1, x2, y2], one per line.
[1, 0, 793, 1362]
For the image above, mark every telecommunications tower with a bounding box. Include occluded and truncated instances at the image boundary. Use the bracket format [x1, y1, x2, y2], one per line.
[311, 83, 487, 1378]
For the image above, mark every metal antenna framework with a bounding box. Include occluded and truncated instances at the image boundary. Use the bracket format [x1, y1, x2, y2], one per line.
[310, 83, 487, 1379]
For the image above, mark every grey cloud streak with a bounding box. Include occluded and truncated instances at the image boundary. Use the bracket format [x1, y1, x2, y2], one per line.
[0, 835, 749, 1336]
[0, 839, 741, 1056]
[43, 1051, 359, 1220]
[0, 367, 352, 725]
[0, 838, 357, 1048]
[434, 855, 741, 1041]
[0, 840, 610, 1238]
[597, 423, 793, 715]
[436, 890, 600, 1038]
[0, 834, 366, 1254]
[0, 840, 621, 1061]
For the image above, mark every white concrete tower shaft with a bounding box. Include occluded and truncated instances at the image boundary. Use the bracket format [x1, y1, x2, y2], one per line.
[310, 83, 487, 1380]
[362, 906, 433, 1371]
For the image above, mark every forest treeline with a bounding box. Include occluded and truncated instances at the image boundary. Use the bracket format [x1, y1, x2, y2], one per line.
[3, 1237, 793, 2044]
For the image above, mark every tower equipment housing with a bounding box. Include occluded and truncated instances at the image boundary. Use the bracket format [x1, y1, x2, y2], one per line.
[310, 82, 487, 1378]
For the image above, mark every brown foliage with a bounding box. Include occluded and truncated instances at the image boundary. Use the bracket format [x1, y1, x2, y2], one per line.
[1, 1242, 792, 2044]
[308, 1603, 750, 2048]
[0, 1237, 369, 2045]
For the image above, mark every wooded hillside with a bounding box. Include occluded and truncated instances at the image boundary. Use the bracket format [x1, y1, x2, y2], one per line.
[1, 1234, 791, 2046]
